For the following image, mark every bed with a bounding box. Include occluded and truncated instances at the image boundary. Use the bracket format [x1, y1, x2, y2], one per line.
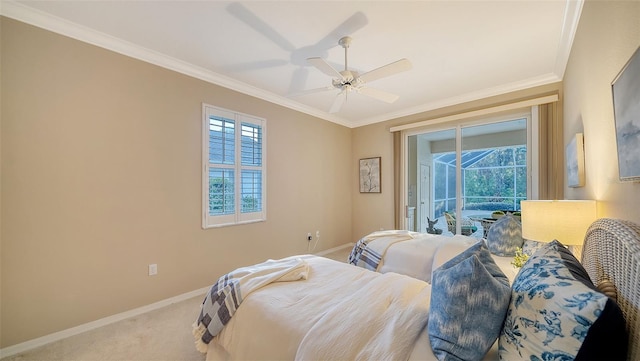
[346, 229, 520, 284]
[193, 218, 639, 361]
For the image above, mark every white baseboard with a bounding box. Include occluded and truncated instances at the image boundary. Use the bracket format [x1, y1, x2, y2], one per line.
[314, 242, 354, 256]
[0, 286, 209, 358]
[0, 245, 355, 358]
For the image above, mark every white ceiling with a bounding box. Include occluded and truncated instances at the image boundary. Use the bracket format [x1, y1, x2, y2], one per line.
[1, 0, 583, 128]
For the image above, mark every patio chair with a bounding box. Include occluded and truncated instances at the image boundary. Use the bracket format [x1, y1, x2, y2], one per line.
[444, 212, 478, 236]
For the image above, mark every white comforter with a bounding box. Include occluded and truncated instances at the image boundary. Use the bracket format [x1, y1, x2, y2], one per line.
[204, 236, 513, 361]
[360, 232, 519, 284]
[206, 255, 432, 361]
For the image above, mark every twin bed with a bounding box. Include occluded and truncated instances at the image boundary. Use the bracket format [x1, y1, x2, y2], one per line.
[194, 218, 639, 360]
[346, 230, 520, 284]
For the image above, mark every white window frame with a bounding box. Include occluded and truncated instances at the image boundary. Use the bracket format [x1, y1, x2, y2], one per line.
[202, 104, 267, 228]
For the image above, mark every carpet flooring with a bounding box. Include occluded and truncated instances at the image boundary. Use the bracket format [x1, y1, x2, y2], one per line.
[2, 246, 352, 361]
[3, 294, 206, 361]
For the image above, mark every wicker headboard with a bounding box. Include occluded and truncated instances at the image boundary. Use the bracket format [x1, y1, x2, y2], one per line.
[582, 218, 640, 361]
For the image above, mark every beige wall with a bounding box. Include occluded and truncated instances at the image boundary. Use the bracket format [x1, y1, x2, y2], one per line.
[352, 121, 397, 237]
[563, 0, 640, 220]
[0, 17, 352, 347]
[351, 0, 640, 253]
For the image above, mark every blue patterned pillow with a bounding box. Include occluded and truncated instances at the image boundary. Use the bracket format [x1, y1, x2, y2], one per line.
[522, 239, 546, 257]
[486, 214, 523, 256]
[499, 240, 627, 360]
[429, 241, 511, 361]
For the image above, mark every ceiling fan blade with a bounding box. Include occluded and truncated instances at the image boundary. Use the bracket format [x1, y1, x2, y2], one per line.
[287, 67, 309, 95]
[358, 87, 400, 103]
[308, 57, 344, 79]
[315, 12, 369, 50]
[288, 86, 335, 98]
[226, 3, 296, 52]
[219, 59, 288, 72]
[359, 58, 412, 84]
[329, 92, 347, 113]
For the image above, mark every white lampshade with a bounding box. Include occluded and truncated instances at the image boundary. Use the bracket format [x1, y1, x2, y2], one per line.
[521, 200, 597, 246]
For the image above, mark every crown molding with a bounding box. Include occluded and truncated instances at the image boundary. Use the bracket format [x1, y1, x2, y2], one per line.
[1, 0, 582, 129]
[354, 72, 562, 128]
[554, 0, 584, 79]
[0, 1, 353, 127]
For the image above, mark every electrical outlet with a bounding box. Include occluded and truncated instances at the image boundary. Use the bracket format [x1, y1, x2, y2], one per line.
[316, 230, 320, 239]
[307, 233, 312, 241]
[148, 264, 158, 276]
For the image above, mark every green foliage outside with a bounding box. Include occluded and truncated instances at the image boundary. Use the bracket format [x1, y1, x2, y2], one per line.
[209, 177, 234, 215]
[434, 146, 527, 217]
[242, 195, 260, 212]
[209, 177, 260, 215]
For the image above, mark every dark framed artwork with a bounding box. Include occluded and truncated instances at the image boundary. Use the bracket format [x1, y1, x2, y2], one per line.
[612, 46, 640, 181]
[359, 157, 381, 193]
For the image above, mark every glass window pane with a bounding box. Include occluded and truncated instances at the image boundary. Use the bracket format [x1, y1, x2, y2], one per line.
[209, 116, 235, 165]
[406, 117, 530, 236]
[241, 123, 262, 166]
[473, 148, 514, 167]
[516, 166, 527, 198]
[434, 161, 447, 199]
[241, 170, 262, 213]
[447, 164, 456, 198]
[461, 119, 527, 216]
[515, 146, 527, 165]
[447, 199, 457, 213]
[209, 168, 234, 215]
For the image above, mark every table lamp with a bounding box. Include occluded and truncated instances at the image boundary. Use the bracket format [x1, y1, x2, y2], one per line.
[520, 200, 597, 258]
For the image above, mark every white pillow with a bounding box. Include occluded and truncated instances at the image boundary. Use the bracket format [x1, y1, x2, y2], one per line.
[430, 235, 477, 283]
[378, 235, 445, 283]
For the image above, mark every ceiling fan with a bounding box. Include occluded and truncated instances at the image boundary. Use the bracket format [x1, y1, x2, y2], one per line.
[297, 36, 412, 113]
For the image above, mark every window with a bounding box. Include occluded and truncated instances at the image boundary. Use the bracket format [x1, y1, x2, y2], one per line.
[433, 145, 527, 218]
[404, 115, 533, 236]
[202, 104, 266, 228]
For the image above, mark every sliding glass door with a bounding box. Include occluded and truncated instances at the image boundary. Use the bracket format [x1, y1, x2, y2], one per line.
[407, 129, 456, 233]
[405, 114, 532, 237]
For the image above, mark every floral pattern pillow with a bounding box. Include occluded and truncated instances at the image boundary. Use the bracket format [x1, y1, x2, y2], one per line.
[521, 239, 546, 257]
[498, 240, 627, 361]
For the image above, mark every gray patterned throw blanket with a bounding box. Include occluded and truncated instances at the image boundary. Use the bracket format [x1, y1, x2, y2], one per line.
[192, 257, 309, 353]
[348, 230, 419, 271]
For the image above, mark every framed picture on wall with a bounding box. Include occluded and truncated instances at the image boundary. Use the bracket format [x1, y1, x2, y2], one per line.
[612, 46, 640, 181]
[566, 133, 585, 187]
[359, 157, 381, 193]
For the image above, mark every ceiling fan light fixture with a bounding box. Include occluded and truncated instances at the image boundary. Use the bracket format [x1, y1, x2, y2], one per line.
[304, 36, 411, 113]
[338, 36, 352, 49]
